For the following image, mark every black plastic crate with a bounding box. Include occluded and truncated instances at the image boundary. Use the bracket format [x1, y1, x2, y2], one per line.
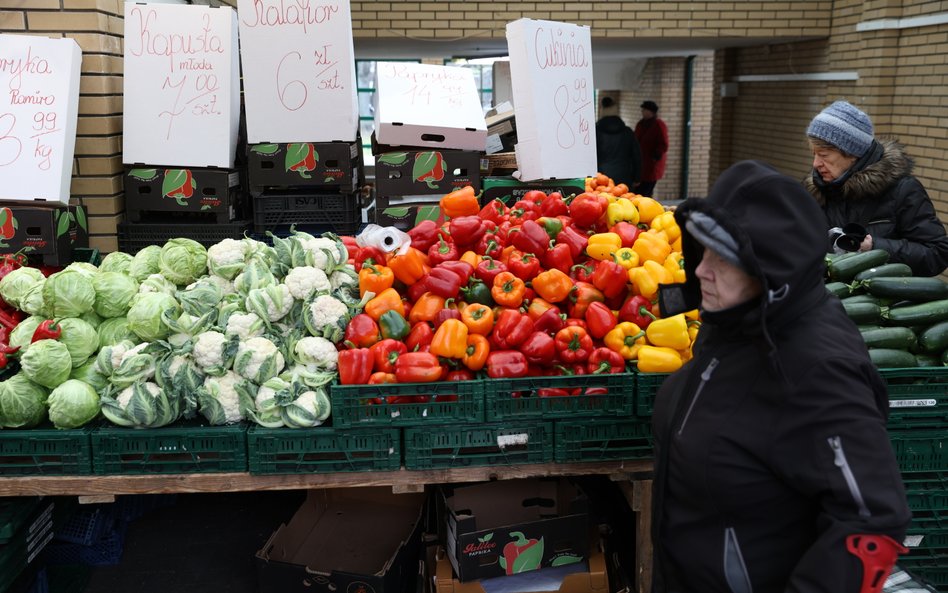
[251, 192, 361, 235]
[116, 220, 251, 254]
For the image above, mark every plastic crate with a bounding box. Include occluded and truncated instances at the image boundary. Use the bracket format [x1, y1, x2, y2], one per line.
[882, 367, 948, 428]
[116, 220, 252, 254]
[251, 192, 361, 235]
[71, 247, 101, 266]
[45, 521, 127, 567]
[554, 419, 653, 463]
[905, 488, 948, 515]
[52, 505, 114, 546]
[897, 559, 948, 588]
[247, 426, 401, 474]
[903, 529, 948, 560]
[403, 421, 553, 470]
[330, 380, 484, 428]
[483, 373, 635, 421]
[91, 421, 248, 475]
[635, 372, 670, 417]
[0, 498, 44, 544]
[0, 426, 93, 476]
[889, 430, 948, 475]
[0, 505, 53, 593]
[115, 494, 178, 523]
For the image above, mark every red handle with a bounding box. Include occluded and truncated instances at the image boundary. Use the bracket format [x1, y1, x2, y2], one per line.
[846, 534, 907, 593]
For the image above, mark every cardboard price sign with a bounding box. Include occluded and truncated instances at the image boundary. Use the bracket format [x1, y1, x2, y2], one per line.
[506, 18, 596, 181]
[0, 35, 81, 205]
[123, 4, 240, 168]
[237, 0, 358, 143]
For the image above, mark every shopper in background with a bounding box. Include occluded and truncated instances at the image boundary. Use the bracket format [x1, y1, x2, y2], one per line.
[804, 100, 948, 276]
[651, 160, 911, 593]
[633, 100, 668, 197]
[595, 96, 641, 188]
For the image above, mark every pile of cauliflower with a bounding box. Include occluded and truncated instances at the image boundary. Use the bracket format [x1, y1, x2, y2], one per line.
[0, 230, 363, 429]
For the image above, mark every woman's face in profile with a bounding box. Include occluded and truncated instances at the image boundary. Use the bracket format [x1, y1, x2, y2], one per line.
[694, 248, 762, 312]
[810, 142, 858, 182]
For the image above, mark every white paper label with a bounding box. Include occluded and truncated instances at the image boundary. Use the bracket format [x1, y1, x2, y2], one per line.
[890, 399, 937, 408]
[497, 433, 529, 448]
[903, 534, 924, 547]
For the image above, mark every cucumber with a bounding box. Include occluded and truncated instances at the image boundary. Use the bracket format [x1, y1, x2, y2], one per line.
[825, 282, 852, 298]
[914, 354, 942, 367]
[862, 277, 948, 302]
[841, 294, 885, 306]
[853, 263, 912, 281]
[827, 249, 890, 283]
[917, 320, 948, 354]
[868, 348, 918, 368]
[884, 299, 948, 326]
[842, 301, 883, 324]
[859, 327, 917, 350]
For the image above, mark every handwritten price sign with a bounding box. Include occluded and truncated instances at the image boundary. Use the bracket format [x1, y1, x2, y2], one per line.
[123, 4, 240, 168]
[506, 18, 596, 180]
[0, 35, 81, 204]
[237, 0, 358, 143]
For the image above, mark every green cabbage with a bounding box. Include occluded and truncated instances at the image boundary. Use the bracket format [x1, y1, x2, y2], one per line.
[20, 339, 73, 389]
[20, 280, 48, 317]
[70, 359, 109, 393]
[97, 317, 140, 349]
[9, 316, 44, 352]
[56, 317, 100, 368]
[138, 274, 177, 296]
[129, 245, 161, 282]
[79, 309, 102, 329]
[127, 292, 181, 341]
[98, 251, 133, 275]
[159, 239, 207, 286]
[43, 270, 95, 318]
[0, 373, 49, 428]
[47, 379, 100, 428]
[64, 262, 98, 278]
[92, 271, 139, 318]
[0, 267, 45, 310]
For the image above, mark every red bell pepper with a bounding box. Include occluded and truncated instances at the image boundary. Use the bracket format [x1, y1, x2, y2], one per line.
[445, 369, 474, 381]
[568, 282, 605, 319]
[354, 245, 387, 271]
[370, 339, 407, 373]
[543, 243, 574, 275]
[449, 215, 488, 247]
[509, 220, 550, 255]
[555, 326, 593, 363]
[31, 320, 62, 343]
[534, 307, 566, 335]
[394, 351, 443, 383]
[343, 313, 381, 348]
[474, 258, 507, 286]
[521, 331, 556, 366]
[556, 226, 589, 259]
[570, 262, 596, 283]
[611, 221, 642, 248]
[618, 295, 657, 328]
[499, 532, 543, 574]
[486, 351, 529, 378]
[405, 322, 434, 352]
[428, 236, 458, 266]
[433, 305, 462, 329]
[588, 347, 626, 374]
[407, 219, 443, 253]
[508, 204, 539, 226]
[406, 275, 430, 303]
[475, 230, 504, 259]
[490, 308, 535, 349]
[569, 193, 605, 228]
[539, 192, 569, 218]
[339, 347, 373, 384]
[522, 190, 547, 207]
[508, 250, 540, 281]
[439, 260, 474, 287]
[592, 260, 628, 299]
[479, 198, 509, 224]
[427, 266, 463, 299]
[585, 301, 618, 339]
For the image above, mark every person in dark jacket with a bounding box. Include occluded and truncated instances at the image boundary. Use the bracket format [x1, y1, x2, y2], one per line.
[633, 100, 668, 197]
[652, 160, 911, 593]
[804, 100, 948, 276]
[595, 96, 641, 187]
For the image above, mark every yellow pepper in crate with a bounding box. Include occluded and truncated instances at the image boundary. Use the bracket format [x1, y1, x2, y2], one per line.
[637, 345, 683, 373]
[645, 313, 690, 350]
[604, 322, 647, 360]
[613, 247, 640, 270]
[606, 198, 639, 227]
[631, 196, 665, 225]
[586, 233, 623, 261]
[632, 231, 671, 264]
[664, 252, 686, 283]
[650, 211, 681, 242]
[429, 319, 469, 359]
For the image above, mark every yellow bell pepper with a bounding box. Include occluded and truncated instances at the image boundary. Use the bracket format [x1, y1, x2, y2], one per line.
[636, 345, 683, 373]
[586, 233, 622, 261]
[613, 247, 640, 270]
[645, 313, 690, 350]
[631, 196, 665, 225]
[460, 250, 483, 269]
[650, 210, 681, 242]
[632, 230, 672, 264]
[629, 266, 658, 301]
[604, 322, 647, 360]
[687, 320, 701, 342]
[429, 319, 469, 359]
[664, 252, 686, 283]
[606, 198, 639, 227]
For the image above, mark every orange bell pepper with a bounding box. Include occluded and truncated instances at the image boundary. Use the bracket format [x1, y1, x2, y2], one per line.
[500, 245, 516, 266]
[462, 334, 490, 371]
[526, 298, 555, 321]
[533, 268, 574, 303]
[409, 292, 446, 325]
[358, 263, 394, 298]
[364, 288, 405, 321]
[491, 272, 526, 308]
[440, 186, 480, 219]
[368, 372, 398, 384]
[604, 321, 647, 360]
[632, 230, 671, 264]
[460, 303, 494, 335]
[388, 247, 429, 285]
[430, 319, 469, 359]
[460, 250, 482, 269]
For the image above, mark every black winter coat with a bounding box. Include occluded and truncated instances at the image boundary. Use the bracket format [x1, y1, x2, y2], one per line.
[653, 161, 910, 593]
[595, 115, 641, 187]
[803, 139, 948, 276]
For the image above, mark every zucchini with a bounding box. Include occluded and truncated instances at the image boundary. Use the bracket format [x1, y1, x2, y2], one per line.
[868, 348, 918, 368]
[825, 282, 852, 298]
[827, 249, 890, 283]
[841, 294, 885, 306]
[884, 299, 948, 326]
[842, 301, 883, 325]
[914, 354, 941, 367]
[853, 263, 912, 281]
[917, 320, 948, 354]
[862, 277, 948, 302]
[859, 327, 917, 350]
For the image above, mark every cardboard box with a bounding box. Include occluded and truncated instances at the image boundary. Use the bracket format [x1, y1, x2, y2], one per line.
[0, 204, 89, 266]
[374, 62, 487, 152]
[485, 103, 518, 155]
[247, 141, 363, 193]
[124, 167, 246, 223]
[441, 479, 589, 582]
[481, 177, 586, 206]
[372, 194, 444, 231]
[374, 148, 481, 198]
[432, 543, 608, 593]
[256, 488, 426, 593]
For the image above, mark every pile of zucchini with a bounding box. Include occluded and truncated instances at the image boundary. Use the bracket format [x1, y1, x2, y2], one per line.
[826, 249, 948, 367]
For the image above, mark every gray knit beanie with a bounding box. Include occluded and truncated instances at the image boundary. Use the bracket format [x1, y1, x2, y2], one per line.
[806, 101, 874, 157]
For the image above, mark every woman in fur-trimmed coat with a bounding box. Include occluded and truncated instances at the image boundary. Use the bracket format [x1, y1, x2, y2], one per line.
[805, 101, 948, 277]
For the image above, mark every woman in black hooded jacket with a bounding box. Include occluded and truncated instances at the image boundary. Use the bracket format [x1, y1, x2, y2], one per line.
[652, 160, 910, 593]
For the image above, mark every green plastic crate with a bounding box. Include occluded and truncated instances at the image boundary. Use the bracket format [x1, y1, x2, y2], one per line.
[247, 426, 401, 474]
[72, 247, 101, 266]
[882, 367, 948, 428]
[483, 373, 635, 422]
[0, 426, 93, 476]
[91, 421, 248, 475]
[635, 372, 670, 417]
[906, 489, 948, 515]
[404, 422, 553, 470]
[890, 430, 948, 475]
[0, 498, 44, 544]
[903, 529, 948, 560]
[554, 418, 653, 463]
[329, 380, 484, 428]
[0, 500, 54, 593]
[897, 559, 948, 588]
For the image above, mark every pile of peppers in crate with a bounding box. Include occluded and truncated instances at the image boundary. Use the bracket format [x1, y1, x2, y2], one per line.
[337, 178, 701, 387]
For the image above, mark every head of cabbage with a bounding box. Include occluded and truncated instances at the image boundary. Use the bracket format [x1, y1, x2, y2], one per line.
[43, 270, 95, 318]
[129, 245, 161, 282]
[20, 339, 73, 389]
[47, 379, 100, 429]
[92, 271, 139, 319]
[127, 292, 181, 342]
[98, 251, 133, 275]
[0, 267, 45, 310]
[159, 239, 207, 286]
[56, 317, 100, 368]
[0, 373, 49, 428]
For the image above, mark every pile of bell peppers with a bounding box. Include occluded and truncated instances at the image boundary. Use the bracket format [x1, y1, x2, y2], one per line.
[336, 179, 701, 389]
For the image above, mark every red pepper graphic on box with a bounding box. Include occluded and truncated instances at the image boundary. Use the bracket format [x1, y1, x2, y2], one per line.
[0, 208, 17, 243]
[412, 151, 445, 189]
[498, 532, 544, 575]
[162, 169, 196, 206]
[285, 143, 318, 179]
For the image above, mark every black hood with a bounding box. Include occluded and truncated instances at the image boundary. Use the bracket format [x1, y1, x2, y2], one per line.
[597, 115, 628, 134]
[660, 161, 830, 328]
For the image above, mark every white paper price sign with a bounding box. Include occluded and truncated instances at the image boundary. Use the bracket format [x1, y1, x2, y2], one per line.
[0, 35, 81, 204]
[237, 0, 358, 143]
[506, 18, 596, 180]
[123, 4, 240, 168]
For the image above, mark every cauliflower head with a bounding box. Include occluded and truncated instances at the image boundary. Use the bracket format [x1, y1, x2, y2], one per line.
[284, 266, 331, 301]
